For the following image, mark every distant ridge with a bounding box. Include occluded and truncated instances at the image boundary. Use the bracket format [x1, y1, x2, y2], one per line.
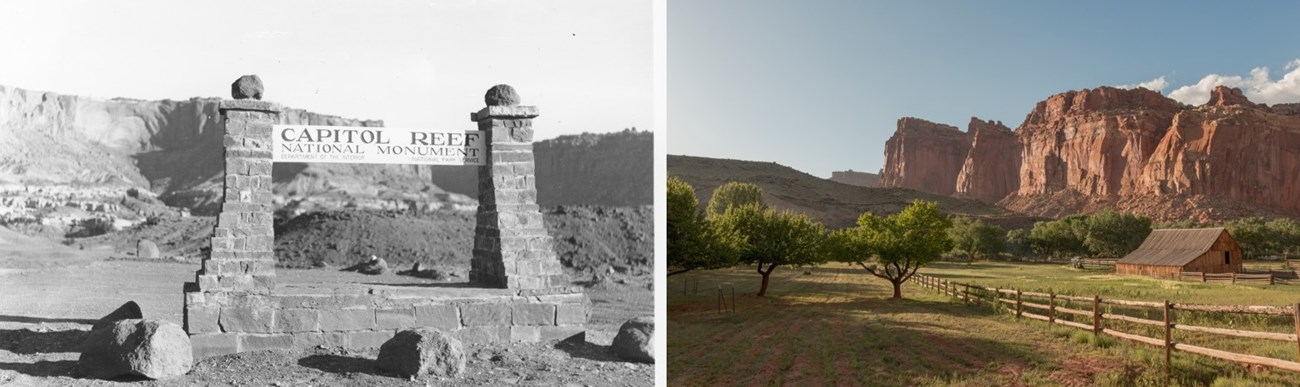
[667, 154, 1037, 229]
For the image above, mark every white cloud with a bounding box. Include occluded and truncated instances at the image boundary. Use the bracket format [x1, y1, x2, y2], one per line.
[1118, 76, 1168, 92]
[1167, 59, 1300, 106]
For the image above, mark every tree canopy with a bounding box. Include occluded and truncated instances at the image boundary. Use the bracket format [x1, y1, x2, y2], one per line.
[829, 200, 952, 298]
[947, 217, 1006, 262]
[705, 181, 765, 219]
[667, 177, 743, 276]
[713, 204, 827, 296]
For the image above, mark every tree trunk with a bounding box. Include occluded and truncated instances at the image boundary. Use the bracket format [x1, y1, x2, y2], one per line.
[757, 264, 779, 297]
[891, 280, 902, 298]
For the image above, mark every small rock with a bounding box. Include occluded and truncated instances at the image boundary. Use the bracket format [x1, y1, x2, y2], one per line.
[136, 239, 160, 259]
[611, 316, 654, 363]
[231, 75, 264, 100]
[93, 301, 142, 331]
[377, 328, 466, 378]
[355, 255, 389, 275]
[76, 319, 192, 380]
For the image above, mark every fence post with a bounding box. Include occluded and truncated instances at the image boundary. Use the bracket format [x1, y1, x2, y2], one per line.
[1093, 295, 1101, 337]
[1016, 290, 1022, 318]
[1201, 272, 1206, 282]
[963, 283, 971, 305]
[1293, 303, 1299, 362]
[1049, 292, 1056, 324]
[1170, 298, 1180, 374]
[731, 286, 736, 313]
[717, 285, 723, 313]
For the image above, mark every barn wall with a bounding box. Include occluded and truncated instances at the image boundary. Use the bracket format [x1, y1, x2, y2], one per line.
[1181, 231, 1244, 274]
[1116, 263, 1180, 279]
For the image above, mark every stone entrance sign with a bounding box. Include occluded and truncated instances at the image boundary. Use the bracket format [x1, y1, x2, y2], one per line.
[183, 77, 588, 359]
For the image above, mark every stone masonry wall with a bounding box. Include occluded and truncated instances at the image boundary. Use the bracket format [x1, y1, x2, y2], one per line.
[469, 103, 570, 290]
[184, 82, 589, 360]
[194, 99, 280, 294]
[184, 288, 590, 359]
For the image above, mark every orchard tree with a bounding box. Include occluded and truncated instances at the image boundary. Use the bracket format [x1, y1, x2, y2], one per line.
[706, 182, 765, 218]
[1083, 209, 1151, 257]
[667, 177, 743, 276]
[830, 200, 952, 299]
[1028, 215, 1089, 259]
[948, 217, 1006, 263]
[713, 204, 827, 296]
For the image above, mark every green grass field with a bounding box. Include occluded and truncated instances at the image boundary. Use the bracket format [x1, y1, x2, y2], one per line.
[668, 263, 1300, 386]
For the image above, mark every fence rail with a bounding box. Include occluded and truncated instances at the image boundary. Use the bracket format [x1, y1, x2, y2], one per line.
[1179, 271, 1276, 285]
[910, 273, 1300, 374]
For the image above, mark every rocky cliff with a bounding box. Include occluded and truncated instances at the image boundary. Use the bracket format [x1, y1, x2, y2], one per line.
[829, 170, 879, 187]
[955, 118, 1020, 203]
[879, 85, 1300, 221]
[879, 117, 971, 195]
[424, 130, 653, 207]
[0, 84, 651, 235]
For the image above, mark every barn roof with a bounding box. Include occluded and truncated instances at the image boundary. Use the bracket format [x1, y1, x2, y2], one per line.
[1117, 228, 1229, 267]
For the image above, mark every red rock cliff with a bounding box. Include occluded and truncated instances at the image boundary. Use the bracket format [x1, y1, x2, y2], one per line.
[880, 117, 971, 195]
[955, 117, 1020, 203]
[1136, 86, 1300, 217]
[1012, 86, 1182, 200]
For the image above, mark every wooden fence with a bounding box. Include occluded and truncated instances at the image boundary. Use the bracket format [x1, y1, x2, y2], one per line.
[1179, 271, 1277, 285]
[910, 273, 1300, 374]
[1080, 258, 1117, 268]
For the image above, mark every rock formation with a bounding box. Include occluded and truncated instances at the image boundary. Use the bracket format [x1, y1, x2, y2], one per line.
[829, 170, 879, 187]
[955, 118, 1020, 203]
[880, 118, 971, 195]
[0, 84, 652, 232]
[879, 85, 1300, 220]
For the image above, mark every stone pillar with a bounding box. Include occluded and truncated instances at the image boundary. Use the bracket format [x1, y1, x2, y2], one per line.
[194, 75, 279, 294]
[469, 85, 570, 289]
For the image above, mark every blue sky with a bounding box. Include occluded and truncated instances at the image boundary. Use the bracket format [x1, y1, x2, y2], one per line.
[668, 1, 1300, 178]
[0, 0, 651, 140]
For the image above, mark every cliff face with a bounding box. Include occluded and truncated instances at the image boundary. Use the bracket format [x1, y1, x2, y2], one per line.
[829, 170, 879, 187]
[878, 85, 1300, 220]
[955, 118, 1020, 203]
[879, 117, 971, 195]
[1012, 87, 1182, 198]
[426, 130, 654, 207]
[534, 130, 652, 207]
[1136, 101, 1300, 218]
[1, 84, 651, 231]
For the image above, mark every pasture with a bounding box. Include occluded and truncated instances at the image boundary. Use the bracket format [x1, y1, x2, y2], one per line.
[667, 263, 1300, 386]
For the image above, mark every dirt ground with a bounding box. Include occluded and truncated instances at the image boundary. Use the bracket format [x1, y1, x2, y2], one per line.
[0, 206, 654, 386]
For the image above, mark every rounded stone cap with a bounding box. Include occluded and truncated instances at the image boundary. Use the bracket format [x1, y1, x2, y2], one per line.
[484, 84, 520, 107]
[231, 75, 264, 100]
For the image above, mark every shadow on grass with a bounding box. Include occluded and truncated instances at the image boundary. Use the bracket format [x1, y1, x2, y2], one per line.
[0, 328, 87, 354]
[297, 354, 392, 377]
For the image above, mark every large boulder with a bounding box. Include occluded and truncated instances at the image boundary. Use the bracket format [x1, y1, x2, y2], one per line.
[377, 328, 466, 378]
[611, 316, 654, 363]
[92, 301, 142, 331]
[136, 239, 160, 259]
[76, 319, 192, 380]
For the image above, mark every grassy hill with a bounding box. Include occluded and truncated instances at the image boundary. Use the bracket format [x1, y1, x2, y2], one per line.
[668, 155, 1038, 229]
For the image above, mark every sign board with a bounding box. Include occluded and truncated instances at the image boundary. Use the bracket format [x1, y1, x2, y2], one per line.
[271, 125, 485, 165]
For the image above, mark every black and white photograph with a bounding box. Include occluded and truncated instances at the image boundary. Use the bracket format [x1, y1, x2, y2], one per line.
[0, 1, 654, 385]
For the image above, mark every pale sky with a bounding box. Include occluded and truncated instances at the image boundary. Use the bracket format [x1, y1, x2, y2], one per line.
[669, 1, 1300, 178]
[0, 0, 652, 139]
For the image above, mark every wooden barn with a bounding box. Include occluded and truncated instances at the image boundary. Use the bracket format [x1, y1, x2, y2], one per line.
[1116, 228, 1243, 279]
